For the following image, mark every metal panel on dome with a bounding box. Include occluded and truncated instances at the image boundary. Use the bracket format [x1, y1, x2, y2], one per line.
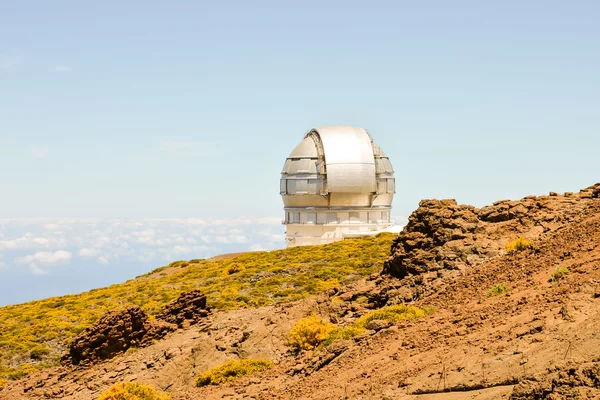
[314, 126, 376, 193]
[288, 136, 318, 158]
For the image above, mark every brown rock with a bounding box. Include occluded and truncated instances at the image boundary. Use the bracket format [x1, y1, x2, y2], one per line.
[382, 183, 599, 282]
[156, 290, 209, 327]
[63, 306, 175, 366]
[365, 319, 392, 331]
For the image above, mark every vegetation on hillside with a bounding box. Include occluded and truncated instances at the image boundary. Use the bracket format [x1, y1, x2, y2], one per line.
[0, 233, 395, 383]
[505, 236, 533, 253]
[97, 382, 171, 400]
[487, 282, 510, 297]
[194, 359, 273, 387]
[551, 266, 570, 282]
[287, 315, 336, 350]
[288, 305, 434, 350]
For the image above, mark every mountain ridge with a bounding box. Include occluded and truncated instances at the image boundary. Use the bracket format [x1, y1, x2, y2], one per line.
[2, 183, 600, 399]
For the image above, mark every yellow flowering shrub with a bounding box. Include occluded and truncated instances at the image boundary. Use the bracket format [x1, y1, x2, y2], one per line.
[194, 359, 273, 387]
[320, 305, 434, 347]
[97, 382, 170, 400]
[0, 233, 395, 382]
[287, 315, 335, 350]
[505, 236, 533, 253]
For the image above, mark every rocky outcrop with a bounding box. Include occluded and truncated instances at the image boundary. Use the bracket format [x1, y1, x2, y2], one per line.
[511, 362, 600, 399]
[383, 184, 600, 281]
[156, 290, 209, 328]
[62, 290, 211, 365]
[63, 306, 175, 366]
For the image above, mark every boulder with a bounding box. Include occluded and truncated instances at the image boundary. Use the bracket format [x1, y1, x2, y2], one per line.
[63, 306, 175, 365]
[156, 290, 209, 327]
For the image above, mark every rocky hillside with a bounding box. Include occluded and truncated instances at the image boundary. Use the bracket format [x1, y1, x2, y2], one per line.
[2, 183, 600, 400]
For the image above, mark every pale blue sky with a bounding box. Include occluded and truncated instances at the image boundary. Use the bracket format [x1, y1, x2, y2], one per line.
[1, 1, 599, 304]
[1, 0, 599, 219]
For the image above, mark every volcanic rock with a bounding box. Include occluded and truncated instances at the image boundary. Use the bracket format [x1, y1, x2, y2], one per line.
[382, 185, 599, 282]
[63, 305, 175, 365]
[156, 290, 209, 327]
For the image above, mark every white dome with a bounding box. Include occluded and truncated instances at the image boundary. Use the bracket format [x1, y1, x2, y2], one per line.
[280, 126, 395, 247]
[281, 126, 395, 206]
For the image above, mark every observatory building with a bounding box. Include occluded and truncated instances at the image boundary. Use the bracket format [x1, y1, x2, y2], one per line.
[280, 126, 395, 247]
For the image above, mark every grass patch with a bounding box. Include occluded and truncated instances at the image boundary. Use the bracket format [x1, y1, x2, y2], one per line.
[551, 266, 570, 282]
[98, 382, 171, 400]
[194, 359, 273, 387]
[487, 283, 510, 297]
[0, 233, 396, 382]
[505, 236, 533, 253]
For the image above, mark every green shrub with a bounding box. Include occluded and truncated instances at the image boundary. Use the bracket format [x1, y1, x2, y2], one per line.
[487, 283, 509, 297]
[551, 266, 570, 282]
[287, 315, 335, 351]
[97, 382, 170, 400]
[194, 359, 273, 387]
[505, 236, 533, 253]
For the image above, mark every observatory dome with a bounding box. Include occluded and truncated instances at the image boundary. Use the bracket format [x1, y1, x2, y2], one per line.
[280, 126, 395, 247]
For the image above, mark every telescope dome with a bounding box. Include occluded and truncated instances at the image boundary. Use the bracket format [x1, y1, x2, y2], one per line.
[280, 126, 395, 247]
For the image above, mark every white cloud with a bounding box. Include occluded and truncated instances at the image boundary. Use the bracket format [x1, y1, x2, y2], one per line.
[31, 148, 49, 159]
[15, 250, 72, 274]
[1, 217, 285, 274]
[249, 244, 266, 252]
[78, 248, 100, 258]
[214, 235, 248, 244]
[0, 235, 62, 250]
[211, 217, 281, 226]
[44, 224, 61, 231]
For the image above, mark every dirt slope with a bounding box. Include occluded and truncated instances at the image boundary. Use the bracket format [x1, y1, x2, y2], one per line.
[2, 185, 600, 400]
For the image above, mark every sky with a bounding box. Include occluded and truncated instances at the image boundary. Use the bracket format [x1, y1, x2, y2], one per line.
[1, 1, 599, 305]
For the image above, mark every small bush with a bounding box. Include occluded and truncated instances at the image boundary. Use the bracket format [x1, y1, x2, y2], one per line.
[287, 315, 335, 350]
[487, 283, 509, 297]
[320, 326, 366, 348]
[29, 346, 50, 360]
[319, 305, 434, 347]
[354, 305, 434, 328]
[0, 378, 6, 389]
[225, 263, 244, 275]
[551, 266, 570, 282]
[194, 359, 273, 387]
[97, 382, 171, 400]
[505, 236, 533, 253]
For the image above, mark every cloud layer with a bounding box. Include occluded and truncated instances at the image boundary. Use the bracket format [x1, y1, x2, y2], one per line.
[0, 217, 286, 274]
